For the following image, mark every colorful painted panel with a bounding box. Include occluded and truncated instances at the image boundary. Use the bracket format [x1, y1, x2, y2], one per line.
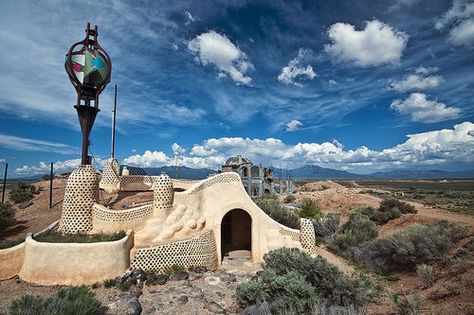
[66, 49, 109, 86]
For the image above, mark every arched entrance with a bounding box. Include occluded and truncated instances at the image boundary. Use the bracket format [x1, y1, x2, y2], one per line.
[221, 209, 252, 260]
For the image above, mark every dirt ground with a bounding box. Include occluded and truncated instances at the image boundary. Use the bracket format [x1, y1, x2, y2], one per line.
[1, 179, 473, 314]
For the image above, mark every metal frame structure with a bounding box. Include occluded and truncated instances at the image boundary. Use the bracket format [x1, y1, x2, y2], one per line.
[65, 23, 112, 165]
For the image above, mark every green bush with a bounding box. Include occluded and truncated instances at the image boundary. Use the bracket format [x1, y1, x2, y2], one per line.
[313, 213, 340, 237]
[416, 264, 435, 288]
[253, 197, 300, 229]
[9, 181, 38, 204]
[237, 248, 378, 311]
[370, 207, 401, 224]
[379, 198, 416, 214]
[0, 237, 23, 249]
[0, 202, 16, 233]
[9, 285, 101, 315]
[327, 213, 378, 254]
[298, 198, 323, 219]
[352, 221, 467, 273]
[34, 230, 126, 243]
[389, 292, 421, 315]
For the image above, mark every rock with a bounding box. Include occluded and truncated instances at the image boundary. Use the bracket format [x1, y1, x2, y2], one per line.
[170, 271, 189, 281]
[18, 201, 33, 209]
[146, 274, 169, 286]
[129, 285, 142, 298]
[205, 276, 221, 286]
[193, 266, 207, 273]
[220, 273, 236, 283]
[188, 272, 203, 281]
[131, 269, 147, 282]
[205, 301, 226, 314]
[178, 295, 188, 304]
[98, 291, 141, 315]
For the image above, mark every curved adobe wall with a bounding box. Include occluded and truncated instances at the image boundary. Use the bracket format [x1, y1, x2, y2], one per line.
[92, 204, 153, 233]
[19, 230, 134, 285]
[0, 242, 25, 280]
[174, 172, 303, 264]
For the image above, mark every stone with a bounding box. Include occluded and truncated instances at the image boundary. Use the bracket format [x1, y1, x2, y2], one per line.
[97, 290, 141, 315]
[205, 301, 226, 314]
[18, 201, 33, 209]
[170, 271, 189, 281]
[156, 274, 169, 285]
[205, 276, 221, 286]
[178, 295, 188, 304]
[193, 266, 208, 273]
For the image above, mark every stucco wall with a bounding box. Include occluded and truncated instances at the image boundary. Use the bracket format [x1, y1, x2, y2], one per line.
[0, 242, 25, 280]
[19, 230, 134, 285]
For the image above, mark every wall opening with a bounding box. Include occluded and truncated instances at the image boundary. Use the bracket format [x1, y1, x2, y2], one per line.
[221, 209, 251, 260]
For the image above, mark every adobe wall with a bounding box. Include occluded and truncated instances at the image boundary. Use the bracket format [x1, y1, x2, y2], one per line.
[18, 230, 134, 285]
[92, 204, 153, 233]
[0, 242, 25, 280]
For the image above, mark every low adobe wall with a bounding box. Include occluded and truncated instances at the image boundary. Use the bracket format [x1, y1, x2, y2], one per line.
[0, 242, 25, 280]
[92, 204, 153, 233]
[19, 230, 134, 285]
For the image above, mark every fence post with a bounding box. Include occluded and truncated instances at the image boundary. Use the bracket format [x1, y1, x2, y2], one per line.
[1, 162, 7, 203]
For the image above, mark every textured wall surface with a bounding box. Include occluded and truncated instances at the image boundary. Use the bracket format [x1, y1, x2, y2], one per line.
[92, 204, 154, 233]
[131, 229, 217, 272]
[0, 242, 25, 280]
[99, 158, 120, 193]
[59, 165, 99, 234]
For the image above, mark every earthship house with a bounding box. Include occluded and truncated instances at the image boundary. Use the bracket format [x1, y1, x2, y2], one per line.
[0, 158, 315, 285]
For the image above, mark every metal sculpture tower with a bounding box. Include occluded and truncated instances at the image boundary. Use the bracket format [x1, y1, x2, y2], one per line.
[65, 23, 112, 165]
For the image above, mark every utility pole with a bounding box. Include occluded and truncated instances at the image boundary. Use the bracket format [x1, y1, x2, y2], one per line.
[49, 162, 53, 209]
[1, 162, 7, 203]
[111, 84, 117, 158]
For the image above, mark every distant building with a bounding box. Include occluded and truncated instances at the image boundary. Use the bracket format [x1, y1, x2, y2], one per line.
[220, 155, 292, 197]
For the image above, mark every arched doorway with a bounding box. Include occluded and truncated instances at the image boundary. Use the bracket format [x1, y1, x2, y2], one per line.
[221, 209, 252, 260]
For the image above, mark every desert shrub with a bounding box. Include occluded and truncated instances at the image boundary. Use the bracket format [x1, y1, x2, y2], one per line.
[237, 281, 267, 307]
[259, 248, 377, 306]
[352, 206, 375, 217]
[313, 213, 340, 237]
[351, 221, 467, 273]
[253, 197, 300, 229]
[9, 181, 38, 204]
[379, 198, 416, 214]
[103, 279, 114, 288]
[0, 237, 23, 249]
[370, 207, 401, 224]
[327, 213, 378, 254]
[118, 282, 130, 291]
[416, 264, 435, 288]
[283, 194, 296, 203]
[389, 292, 421, 315]
[0, 202, 16, 233]
[298, 198, 323, 220]
[9, 285, 101, 315]
[34, 230, 126, 243]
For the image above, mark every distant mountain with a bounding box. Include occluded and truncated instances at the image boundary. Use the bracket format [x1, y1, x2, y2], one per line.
[276, 164, 364, 179]
[368, 169, 474, 179]
[143, 166, 216, 180]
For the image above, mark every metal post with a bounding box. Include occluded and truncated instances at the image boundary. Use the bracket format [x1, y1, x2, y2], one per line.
[111, 84, 117, 158]
[1, 162, 7, 203]
[49, 162, 53, 208]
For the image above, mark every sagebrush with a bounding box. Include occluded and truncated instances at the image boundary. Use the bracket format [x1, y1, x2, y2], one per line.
[0, 202, 16, 233]
[253, 197, 300, 229]
[9, 181, 38, 204]
[298, 198, 323, 220]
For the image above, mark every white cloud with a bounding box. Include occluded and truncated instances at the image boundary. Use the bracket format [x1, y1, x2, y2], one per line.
[390, 93, 461, 123]
[21, 123, 472, 175]
[329, 79, 337, 86]
[15, 157, 106, 175]
[278, 49, 316, 86]
[286, 120, 303, 132]
[188, 30, 253, 85]
[390, 67, 443, 92]
[184, 10, 195, 25]
[0, 133, 76, 154]
[436, 0, 474, 48]
[325, 20, 408, 67]
[171, 143, 186, 156]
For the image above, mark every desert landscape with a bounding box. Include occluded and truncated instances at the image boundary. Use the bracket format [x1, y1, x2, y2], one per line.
[1, 177, 472, 314]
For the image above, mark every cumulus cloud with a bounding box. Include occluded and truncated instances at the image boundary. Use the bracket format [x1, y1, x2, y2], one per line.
[20, 123, 473, 175]
[0, 133, 76, 154]
[325, 20, 408, 67]
[390, 66, 443, 92]
[172, 143, 186, 156]
[391, 93, 461, 123]
[188, 30, 253, 85]
[286, 120, 303, 132]
[15, 158, 106, 175]
[436, 0, 474, 48]
[278, 49, 316, 86]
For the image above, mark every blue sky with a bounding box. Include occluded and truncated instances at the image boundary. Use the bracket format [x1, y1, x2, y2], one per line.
[0, 0, 473, 176]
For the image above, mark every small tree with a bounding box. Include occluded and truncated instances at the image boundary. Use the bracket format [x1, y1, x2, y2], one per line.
[298, 198, 323, 219]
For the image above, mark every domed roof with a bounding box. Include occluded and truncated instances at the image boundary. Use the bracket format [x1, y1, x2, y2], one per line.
[225, 155, 252, 166]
